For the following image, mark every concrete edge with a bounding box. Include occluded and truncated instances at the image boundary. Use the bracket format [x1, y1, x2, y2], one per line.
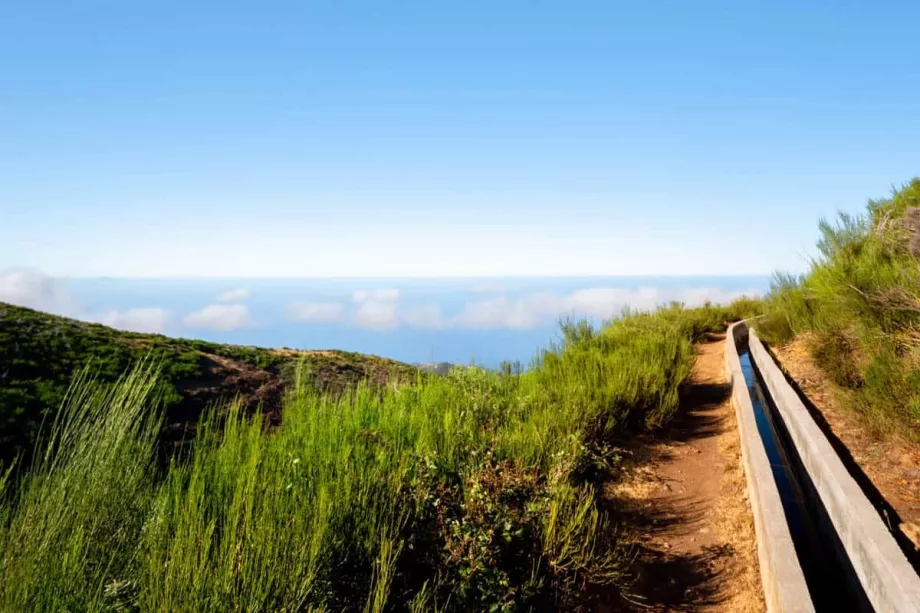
[725, 322, 814, 613]
[748, 328, 920, 612]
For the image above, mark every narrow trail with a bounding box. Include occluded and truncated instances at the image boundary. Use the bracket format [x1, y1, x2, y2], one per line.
[607, 333, 764, 612]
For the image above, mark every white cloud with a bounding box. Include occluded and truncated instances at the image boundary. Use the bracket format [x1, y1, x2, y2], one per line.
[453, 293, 562, 330]
[401, 304, 445, 330]
[674, 287, 761, 307]
[350, 288, 402, 330]
[562, 287, 661, 319]
[183, 304, 254, 331]
[353, 288, 400, 303]
[89, 308, 170, 334]
[1, 270, 761, 338]
[557, 286, 761, 321]
[216, 287, 251, 302]
[453, 298, 519, 329]
[355, 300, 399, 331]
[0, 269, 77, 314]
[0, 269, 173, 333]
[446, 286, 762, 331]
[285, 301, 344, 323]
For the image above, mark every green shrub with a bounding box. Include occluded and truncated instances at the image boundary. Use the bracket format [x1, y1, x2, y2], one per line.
[757, 178, 920, 438]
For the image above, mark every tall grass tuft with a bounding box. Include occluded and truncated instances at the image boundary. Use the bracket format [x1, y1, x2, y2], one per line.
[0, 364, 162, 611]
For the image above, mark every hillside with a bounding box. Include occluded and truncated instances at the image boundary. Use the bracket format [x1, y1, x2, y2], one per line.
[0, 301, 760, 611]
[758, 178, 920, 439]
[754, 178, 920, 557]
[0, 302, 418, 464]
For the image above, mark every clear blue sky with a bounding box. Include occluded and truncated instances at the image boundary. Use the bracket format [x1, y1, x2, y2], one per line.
[2, 0, 918, 277]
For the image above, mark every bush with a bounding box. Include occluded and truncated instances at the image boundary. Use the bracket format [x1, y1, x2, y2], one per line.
[757, 178, 920, 437]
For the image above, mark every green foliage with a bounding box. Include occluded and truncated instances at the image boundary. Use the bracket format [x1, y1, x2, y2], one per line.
[758, 178, 920, 437]
[0, 304, 727, 611]
[0, 303, 416, 467]
[0, 364, 162, 611]
[0, 303, 202, 463]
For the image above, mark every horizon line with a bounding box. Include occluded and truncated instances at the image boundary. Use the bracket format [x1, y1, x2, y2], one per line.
[53, 272, 777, 281]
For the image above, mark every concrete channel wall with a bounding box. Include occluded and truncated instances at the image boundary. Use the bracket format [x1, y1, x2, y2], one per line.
[748, 328, 920, 612]
[725, 322, 814, 613]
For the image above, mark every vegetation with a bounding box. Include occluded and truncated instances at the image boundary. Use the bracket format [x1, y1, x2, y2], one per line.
[757, 178, 920, 438]
[0, 301, 753, 611]
[0, 302, 417, 465]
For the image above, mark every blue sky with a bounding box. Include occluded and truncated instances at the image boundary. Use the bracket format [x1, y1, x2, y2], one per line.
[1, 0, 919, 277]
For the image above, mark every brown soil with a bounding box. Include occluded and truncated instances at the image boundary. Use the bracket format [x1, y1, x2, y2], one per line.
[170, 353, 286, 425]
[607, 333, 764, 612]
[162, 350, 417, 455]
[771, 336, 920, 556]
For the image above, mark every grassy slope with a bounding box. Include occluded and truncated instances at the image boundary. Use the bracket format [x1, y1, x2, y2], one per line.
[0, 302, 417, 464]
[758, 178, 920, 438]
[0, 301, 759, 612]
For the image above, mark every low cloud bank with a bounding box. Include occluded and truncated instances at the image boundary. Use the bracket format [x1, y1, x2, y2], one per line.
[183, 304, 254, 332]
[216, 287, 251, 302]
[355, 300, 399, 331]
[286, 301, 344, 323]
[286, 285, 761, 332]
[353, 289, 400, 303]
[1, 271, 760, 336]
[451, 286, 758, 330]
[0, 270, 171, 333]
[0, 269, 77, 315]
[401, 304, 444, 330]
[88, 308, 171, 334]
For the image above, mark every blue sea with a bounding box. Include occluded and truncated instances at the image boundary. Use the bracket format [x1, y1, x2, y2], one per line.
[57, 276, 770, 368]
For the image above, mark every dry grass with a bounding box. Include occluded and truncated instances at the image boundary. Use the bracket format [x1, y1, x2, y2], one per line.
[710, 403, 764, 613]
[773, 337, 920, 552]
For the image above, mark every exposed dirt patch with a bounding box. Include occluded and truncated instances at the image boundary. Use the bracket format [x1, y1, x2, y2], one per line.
[171, 353, 285, 423]
[162, 350, 417, 455]
[607, 333, 763, 612]
[772, 336, 920, 557]
[161, 352, 286, 455]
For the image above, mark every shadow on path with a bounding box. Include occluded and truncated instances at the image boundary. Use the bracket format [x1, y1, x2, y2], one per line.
[601, 339, 750, 612]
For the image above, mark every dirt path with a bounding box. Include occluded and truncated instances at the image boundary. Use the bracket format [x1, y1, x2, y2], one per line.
[607, 333, 764, 612]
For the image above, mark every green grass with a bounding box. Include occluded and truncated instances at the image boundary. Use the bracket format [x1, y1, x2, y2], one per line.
[757, 177, 920, 438]
[0, 302, 753, 611]
[0, 302, 417, 466]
